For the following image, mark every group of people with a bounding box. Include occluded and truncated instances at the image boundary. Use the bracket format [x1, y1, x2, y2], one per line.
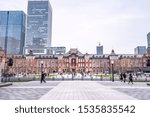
[120, 73, 134, 84]
[40, 71, 134, 84]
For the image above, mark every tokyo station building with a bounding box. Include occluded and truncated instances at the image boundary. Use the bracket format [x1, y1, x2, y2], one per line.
[0, 47, 5, 76]
[0, 48, 149, 75]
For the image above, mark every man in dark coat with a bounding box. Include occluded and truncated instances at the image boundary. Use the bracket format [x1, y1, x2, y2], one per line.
[123, 73, 126, 83]
[128, 73, 133, 84]
[120, 73, 123, 82]
[41, 72, 46, 83]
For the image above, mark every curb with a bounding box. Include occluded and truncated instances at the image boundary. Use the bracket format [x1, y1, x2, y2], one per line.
[0, 82, 13, 87]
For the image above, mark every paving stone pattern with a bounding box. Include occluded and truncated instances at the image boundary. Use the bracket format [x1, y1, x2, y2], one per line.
[0, 88, 51, 100]
[40, 81, 136, 100]
[99, 81, 150, 100]
[0, 81, 61, 100]
[114, 88, 150, 100]
[0, 80, 150, 100]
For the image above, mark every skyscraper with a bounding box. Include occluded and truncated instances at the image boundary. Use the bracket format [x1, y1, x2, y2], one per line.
[147, 32, 150, 47]
[134, 46, 146, 55]
[0, 11, 26, 55]
[25, 0, 52, 54]
[96, 43, 103, 55]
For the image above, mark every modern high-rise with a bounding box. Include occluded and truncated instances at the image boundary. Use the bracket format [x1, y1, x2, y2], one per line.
[0, 11, 26, 55]
[96, 43, 103, 55]
[25, 0, 52, 54]
[134, 46, 146, 55]
[147, 32, 150, 47]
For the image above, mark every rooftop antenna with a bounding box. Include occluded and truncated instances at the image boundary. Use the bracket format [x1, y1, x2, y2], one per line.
[99, 42, 101, 46]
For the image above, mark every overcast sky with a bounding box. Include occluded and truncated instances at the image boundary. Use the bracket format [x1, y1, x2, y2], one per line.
[0, 0, 150, 54]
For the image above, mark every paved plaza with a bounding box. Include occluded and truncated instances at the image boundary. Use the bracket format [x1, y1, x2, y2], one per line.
[0, 80, 150, 100]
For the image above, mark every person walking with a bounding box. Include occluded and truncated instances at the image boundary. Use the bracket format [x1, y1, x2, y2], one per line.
[128, 73, 133, 84]
[81, 71, 84, 80]
[41, 72, 46, 83]
[120, 73, 123, 82]
[123, 72, 126, 83]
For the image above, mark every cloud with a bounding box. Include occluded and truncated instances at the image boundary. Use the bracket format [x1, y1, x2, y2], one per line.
[0, 0, 27, 12]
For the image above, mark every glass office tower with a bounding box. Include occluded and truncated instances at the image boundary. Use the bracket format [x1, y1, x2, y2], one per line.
[134, 46, 146, 55]
[96, 43, 103, 55]
[0, 11, 26, 55]
[147, 32, 150, 47]
[25, 0, 52, 54]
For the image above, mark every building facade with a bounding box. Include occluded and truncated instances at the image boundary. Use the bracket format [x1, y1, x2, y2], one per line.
[134, 46, 146, 55]
[24, 47, 66, 55]
[0, 11, 26, 54]
[6, 49, 148, 75]
[25, 0, 52, 54]
[0, 47, 5, 78]
[96, 43, 103, 55]
[48, 47, 66, 55]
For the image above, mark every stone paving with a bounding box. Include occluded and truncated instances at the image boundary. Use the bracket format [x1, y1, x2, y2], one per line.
[0, 80, 150, 100]
[98, 81, 150, 100]
[0, 81, 60, 100]
[40, 81, 136, 100]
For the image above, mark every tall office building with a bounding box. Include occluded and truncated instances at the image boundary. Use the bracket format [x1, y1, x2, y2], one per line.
[134, 46, 146, 55]
[96, 43, 103, 55]
[147, 32, 150, 47]
[0, 11, 26, 55]
[25, 0, 52, 54]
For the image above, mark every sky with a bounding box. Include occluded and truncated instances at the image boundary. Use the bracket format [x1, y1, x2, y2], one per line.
[0, 0, 150, 54]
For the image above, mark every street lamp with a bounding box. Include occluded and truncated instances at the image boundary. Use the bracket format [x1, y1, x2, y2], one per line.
[111, 60, 114, 82]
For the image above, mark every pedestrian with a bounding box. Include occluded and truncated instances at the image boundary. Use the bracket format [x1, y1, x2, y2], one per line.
[41, 72, 46, 83]
[120, 73, 123, 82]
[81, 71, 84, 80]
[90, 73, 93, 80]
[128, 73, 133, 84]
[123, 73, 126, 83]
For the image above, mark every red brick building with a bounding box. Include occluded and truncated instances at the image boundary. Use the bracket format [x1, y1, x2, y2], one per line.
[0, 48, 148, 75]
[0, 47, 6, 77]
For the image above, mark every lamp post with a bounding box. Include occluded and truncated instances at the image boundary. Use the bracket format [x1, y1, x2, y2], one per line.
[40, 61, 44, 73]
[111, 60, 114, 82]
[109, 50, 118, 82]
